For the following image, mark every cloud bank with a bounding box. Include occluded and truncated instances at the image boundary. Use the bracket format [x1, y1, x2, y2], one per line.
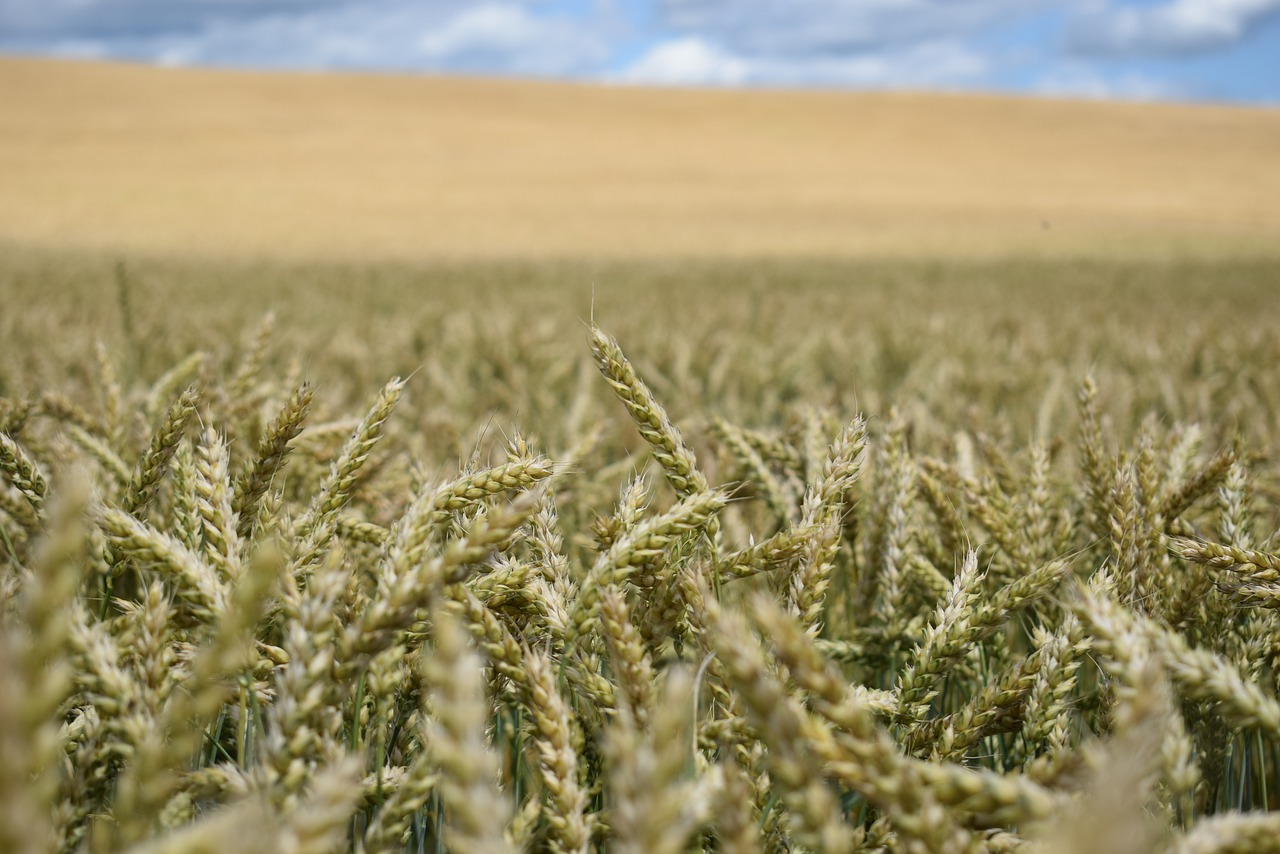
[1068, 0, 1280, 56]
[1, 0, 1277, 100]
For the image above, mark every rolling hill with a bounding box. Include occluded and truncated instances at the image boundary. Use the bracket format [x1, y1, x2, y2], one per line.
[2, 56, 1278, 261]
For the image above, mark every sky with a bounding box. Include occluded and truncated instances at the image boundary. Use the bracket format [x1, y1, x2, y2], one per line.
[2, 0, 1279, 103]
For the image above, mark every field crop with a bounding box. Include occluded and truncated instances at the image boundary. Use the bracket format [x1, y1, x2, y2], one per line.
[4, 57, 1280, 262]
[2, 250, 1280, 854]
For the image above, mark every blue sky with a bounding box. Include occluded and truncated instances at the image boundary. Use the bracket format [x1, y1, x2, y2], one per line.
[2, 0, 1278, 103]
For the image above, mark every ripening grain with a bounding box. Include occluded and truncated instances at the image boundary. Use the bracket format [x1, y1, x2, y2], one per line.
[1, 249, 1279, 852]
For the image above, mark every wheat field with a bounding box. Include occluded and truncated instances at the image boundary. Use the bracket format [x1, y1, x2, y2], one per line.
[4, 55, 1280, 854]
[2, 246, 1280, 853]
[3, 57, 1280, 261]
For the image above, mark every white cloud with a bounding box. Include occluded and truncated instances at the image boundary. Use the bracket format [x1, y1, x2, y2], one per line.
[618, 36, 750, 85]
[418, 4, 610, 75]
[654, 0, 1053, 55]
[620, 37, 989, 88]
[1067, 0, 1280, 55]
[5, 1, 613, 75]
[1033, 66, 1183, 100]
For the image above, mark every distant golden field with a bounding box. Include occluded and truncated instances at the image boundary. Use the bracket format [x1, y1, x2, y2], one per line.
[2, 57, 1279, 261]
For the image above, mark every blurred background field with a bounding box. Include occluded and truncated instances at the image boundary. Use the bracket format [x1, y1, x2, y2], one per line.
[2, 55, 1278, 445]
[4, 243, 1279, 463]
[3, 56, 1279, 262]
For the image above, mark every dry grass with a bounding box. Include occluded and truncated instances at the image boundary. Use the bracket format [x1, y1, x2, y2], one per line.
[2, 56, 1280, 261]
[2, 248, 1280, 852]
